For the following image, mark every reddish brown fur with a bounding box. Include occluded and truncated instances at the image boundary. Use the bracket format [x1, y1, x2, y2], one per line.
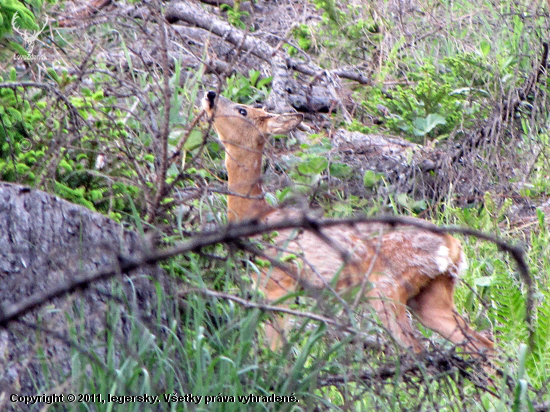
[202, 91, 494, 354]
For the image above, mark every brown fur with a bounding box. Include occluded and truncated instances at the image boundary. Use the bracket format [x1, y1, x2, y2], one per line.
[202, 91, 494, 354]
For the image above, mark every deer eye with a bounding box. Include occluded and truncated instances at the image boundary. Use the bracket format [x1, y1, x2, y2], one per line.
[238, 108, 247, 116]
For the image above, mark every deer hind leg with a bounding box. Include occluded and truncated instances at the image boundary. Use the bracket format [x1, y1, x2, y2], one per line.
[408, 274, 494, 355]
[367, 276, 424, 352]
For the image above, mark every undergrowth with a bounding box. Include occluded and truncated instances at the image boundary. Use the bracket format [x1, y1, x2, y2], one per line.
[1, 0, 550, 410]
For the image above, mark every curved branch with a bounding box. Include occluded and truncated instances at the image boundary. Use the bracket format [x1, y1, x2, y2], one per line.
[0, 213, 533, 351]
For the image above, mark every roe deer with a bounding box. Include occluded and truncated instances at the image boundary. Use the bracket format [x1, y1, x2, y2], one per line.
[202, 90, 494, 355]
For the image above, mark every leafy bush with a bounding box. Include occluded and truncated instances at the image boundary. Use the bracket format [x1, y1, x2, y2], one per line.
[224, 70, 272, 104]
[362, 61, 490, 142]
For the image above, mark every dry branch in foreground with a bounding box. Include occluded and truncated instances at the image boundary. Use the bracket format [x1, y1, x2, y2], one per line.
[0, 205, 533, 349]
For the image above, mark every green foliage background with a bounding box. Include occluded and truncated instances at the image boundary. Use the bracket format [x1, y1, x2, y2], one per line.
[1, 0, 550, 410]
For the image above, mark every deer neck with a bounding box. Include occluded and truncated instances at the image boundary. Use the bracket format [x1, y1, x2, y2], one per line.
[224, 144, 274, 222]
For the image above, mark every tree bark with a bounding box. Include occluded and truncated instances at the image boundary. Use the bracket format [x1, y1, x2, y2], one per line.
[0, 183, 166, 397]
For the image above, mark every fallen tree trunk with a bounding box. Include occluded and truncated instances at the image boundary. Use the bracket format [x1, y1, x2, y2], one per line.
[165, 1, 370, 84]
[0, 183, 166, 399]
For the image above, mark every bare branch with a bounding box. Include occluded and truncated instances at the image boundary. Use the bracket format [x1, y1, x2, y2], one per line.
[164, 1, 370, 85]
[0, 213, 533, 350]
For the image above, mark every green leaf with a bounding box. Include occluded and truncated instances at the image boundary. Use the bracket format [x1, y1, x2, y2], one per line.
[58, 159, 73, 173]
[363, 170, 380, 188]
[412, 199, 428, 213]
[9, 41, 28, 56]
[396, 193, 409, 207]
[329, 162, 352, 178]
[297, 156, 328, 175]
[15, 163, 30, 174]
[256, 76, 272, 90]
[92, 90, 104, 101]
[413, 113, 446, 136]
[89, 189, 103, 202]
[480, 40, 491, 57]
[166, 163, 179, 177]
[184, 130, 204, 151]
[6, 107, 22, 121]
[276, 187, 292, 202]
[248, 70, 260, 86]
[46, 68, 61, 84]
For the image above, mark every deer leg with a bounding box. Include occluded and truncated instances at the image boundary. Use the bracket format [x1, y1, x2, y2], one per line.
[260, 269, 296, 350]
[264, 315, 288, 350]
[367, 277, 423, 352]
[408, 275, 494, 355]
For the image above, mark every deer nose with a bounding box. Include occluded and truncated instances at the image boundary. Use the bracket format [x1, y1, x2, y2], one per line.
[206, 90, 216, 103]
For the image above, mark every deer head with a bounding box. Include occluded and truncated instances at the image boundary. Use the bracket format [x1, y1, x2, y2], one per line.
[202, 90, 303, 152]
[202, 90, 303, 221]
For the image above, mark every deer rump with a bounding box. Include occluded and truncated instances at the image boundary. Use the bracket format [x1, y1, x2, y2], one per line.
[252, 209, 467, 347]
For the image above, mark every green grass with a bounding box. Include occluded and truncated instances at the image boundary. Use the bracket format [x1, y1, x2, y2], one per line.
[3, 0, 550, 409]
[54, 203, 549, 411]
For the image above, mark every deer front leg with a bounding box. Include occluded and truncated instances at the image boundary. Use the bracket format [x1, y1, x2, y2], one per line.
[259, 268, 296, 350]
[367, 275, 424, 352]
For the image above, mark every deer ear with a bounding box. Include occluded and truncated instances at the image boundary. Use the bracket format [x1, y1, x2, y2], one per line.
[265, 113, 304, 134]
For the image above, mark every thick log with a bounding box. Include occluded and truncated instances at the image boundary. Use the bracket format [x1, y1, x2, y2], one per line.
[0, 183, 166, 398]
